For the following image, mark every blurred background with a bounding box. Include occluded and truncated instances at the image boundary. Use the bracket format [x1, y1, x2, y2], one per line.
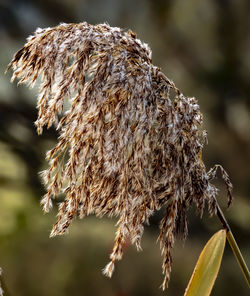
[0, 0, 249, 295]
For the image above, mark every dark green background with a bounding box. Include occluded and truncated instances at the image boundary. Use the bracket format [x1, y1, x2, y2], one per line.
[0, 0, 249, 295]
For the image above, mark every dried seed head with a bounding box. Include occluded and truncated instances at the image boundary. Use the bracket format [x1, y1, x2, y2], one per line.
[7, 22, 232, 290]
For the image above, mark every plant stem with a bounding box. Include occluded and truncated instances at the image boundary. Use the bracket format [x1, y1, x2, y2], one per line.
[216, 203, 250, 287]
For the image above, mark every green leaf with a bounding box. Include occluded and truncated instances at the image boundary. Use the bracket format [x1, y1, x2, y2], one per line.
[184, 229, 226, 296]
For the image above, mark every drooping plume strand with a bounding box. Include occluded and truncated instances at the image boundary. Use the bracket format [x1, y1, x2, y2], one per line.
[7, 22, 233, 290]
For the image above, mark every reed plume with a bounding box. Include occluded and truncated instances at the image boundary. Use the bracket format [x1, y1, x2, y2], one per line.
[7, 22, 233, 290]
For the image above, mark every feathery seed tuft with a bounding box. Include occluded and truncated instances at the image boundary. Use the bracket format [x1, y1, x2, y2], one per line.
[7, 22, 233, 289]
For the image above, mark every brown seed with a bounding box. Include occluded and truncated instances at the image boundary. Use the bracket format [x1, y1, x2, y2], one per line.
[7, 22, 233, 290]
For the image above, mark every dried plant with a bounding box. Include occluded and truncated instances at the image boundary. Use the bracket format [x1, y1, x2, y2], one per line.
[7, 22, 233, 290]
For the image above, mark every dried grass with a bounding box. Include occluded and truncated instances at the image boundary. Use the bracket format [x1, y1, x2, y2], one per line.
[7, 22, 232, 289]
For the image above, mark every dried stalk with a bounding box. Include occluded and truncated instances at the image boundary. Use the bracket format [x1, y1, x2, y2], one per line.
[216, 204, 250, 287]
